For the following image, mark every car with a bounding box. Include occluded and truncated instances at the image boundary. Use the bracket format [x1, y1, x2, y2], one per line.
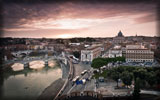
[82, 79, 86, 84]
[72, 76, 80, 83]
[93, 69, 99, 73]
[88, 76, 92, 81]
[72, 60, 78, 64]
[73, 57, 79, 62]
[100, 66, 107, 70]
[81, 70, 87, 75]
[68, 55, 74, 59]
[99, 77, 104, 82]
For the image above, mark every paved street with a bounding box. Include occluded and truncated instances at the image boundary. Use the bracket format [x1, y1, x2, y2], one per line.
[60, 62, 69, 79]
[68, 71, 95, 93]
[74, 62, 91, 76]
[62, 62, 92, 95]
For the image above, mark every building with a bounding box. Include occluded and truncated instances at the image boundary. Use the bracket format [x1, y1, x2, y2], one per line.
[81, 46, 101, 63]
[108, 45, 122, 58]
[126, 44, 154, 62]
[132, 34, 143, 42]
[69, 43, 81, 46]
[113, 30, 125, 44]
[122, 46, 126, 57]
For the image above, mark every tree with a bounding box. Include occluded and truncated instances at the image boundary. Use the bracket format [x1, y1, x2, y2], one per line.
[133, 78, 141, 100]
[86, 37, 95, 42]
[91, 57, 126, 69]
[0, 49, 4, 67]
[114, 56, 125, 62]
[125, 66, 136, 73]
[133, 68, 147, 80]
[116, 66, 126, 73]
[155, 70, 160, 85]
[0, 50, 4, 98]
[146, 71, 156, 87]
[91, 58, 107, 69]
[72, 51, 80, 58]
[111, 71, 120, 87]
[121, 71, 133, 87]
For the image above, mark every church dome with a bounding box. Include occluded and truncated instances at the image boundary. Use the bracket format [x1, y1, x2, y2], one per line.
[117, 30, 124, 37]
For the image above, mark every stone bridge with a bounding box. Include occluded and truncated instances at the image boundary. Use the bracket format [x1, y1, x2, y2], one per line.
[11, 50, 33, 57]
[12, 56, 67, 67]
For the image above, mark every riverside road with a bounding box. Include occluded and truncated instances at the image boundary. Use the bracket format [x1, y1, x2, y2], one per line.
[61, 62, 96, 96]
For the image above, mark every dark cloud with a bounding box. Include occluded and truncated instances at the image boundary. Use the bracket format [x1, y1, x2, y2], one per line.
[134, 13, 156, 24]
[2, 3, 61, 29]
[1, 2, 157, 32]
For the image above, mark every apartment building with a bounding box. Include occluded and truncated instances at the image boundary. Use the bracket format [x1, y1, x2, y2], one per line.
[126, 44, 154, 62]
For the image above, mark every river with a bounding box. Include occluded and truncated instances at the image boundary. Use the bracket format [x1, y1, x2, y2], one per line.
[0, 61, 62, 100]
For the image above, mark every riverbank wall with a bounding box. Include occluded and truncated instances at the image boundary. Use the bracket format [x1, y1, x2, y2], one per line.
[37, 57, 72, 100]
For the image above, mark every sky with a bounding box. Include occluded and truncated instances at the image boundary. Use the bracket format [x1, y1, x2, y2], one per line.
[1, 1, 158, 38]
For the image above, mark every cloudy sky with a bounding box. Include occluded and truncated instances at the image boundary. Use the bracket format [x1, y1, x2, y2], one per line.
[1, 1, 158, 38]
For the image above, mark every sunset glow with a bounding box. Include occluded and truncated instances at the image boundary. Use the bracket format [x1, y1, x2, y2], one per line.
[1, 2, 157, 38]
[58, 34, 73, 39]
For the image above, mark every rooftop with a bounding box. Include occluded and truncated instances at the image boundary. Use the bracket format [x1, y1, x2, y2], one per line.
[86, 45, 100, 50]
[126, 44, 147, 50]
[113, 45, 121, 49]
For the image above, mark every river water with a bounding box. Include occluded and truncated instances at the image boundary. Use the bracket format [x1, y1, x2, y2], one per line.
[0, 61, 62, 100]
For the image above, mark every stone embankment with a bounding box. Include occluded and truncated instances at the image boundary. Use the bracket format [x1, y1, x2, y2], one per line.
[37, 58, 73, 100]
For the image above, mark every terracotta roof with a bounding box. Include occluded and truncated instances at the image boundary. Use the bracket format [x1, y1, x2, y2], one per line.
[86, 46, 100, 50]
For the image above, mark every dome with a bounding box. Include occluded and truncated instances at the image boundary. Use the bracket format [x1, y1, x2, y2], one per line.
[117, 30, 124, 37]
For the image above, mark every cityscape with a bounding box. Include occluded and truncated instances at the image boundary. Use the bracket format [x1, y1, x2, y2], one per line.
[0, 0, 160, 100]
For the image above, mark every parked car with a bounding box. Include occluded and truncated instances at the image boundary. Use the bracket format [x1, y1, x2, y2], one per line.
[99, 77, 104, 82]
[93, 69, 99, 74]
[100, 66, 107, 70]
[72, 60, 78, 64]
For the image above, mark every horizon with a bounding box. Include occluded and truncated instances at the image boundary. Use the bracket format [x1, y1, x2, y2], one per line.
[1, 35, 159, 39]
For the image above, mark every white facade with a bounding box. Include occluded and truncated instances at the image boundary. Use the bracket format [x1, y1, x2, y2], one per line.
[108, 49, 122, 58]
[108, 45, 122, 58]
[81, 46, 101, 63]
[81, 51, 93, 62]
[69, 43, 80, 46]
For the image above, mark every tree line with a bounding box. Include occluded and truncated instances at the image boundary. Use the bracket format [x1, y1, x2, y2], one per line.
[91, 57, 160, 99]
[91, 57, 125, 69]
[107, 66, 160, 99]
